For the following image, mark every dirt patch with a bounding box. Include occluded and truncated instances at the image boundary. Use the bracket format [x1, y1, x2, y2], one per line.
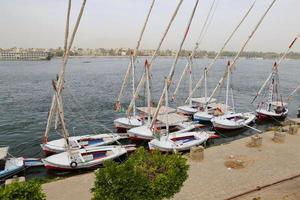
[224, 155, 255, 170]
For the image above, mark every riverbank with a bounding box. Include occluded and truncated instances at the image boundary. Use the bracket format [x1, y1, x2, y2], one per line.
[42, 122, 300, 200]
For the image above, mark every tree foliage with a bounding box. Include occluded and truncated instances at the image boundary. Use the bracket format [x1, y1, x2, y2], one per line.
[0, 180, 46, 200]
[92, 147, 189, 200]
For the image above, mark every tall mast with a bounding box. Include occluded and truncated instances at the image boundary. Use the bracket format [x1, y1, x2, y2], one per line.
[54, 0, 73, 130]
[126, 0, 184, 115]
[145, 60, 152, 125]
[188, 57, 193, 106]
[43, 0, 87, 141]
[204, 67, 207, 104]
[115, 0, 156, 112]
[251, 32, 300, 104]
[131, 52, 136, 116]
[204, 0, 277, 108]
[172, 0, 218, 100]
[150, 0, 199, 129]
[164, 79, 169, 135]
[225, 61, 230, 112]
[185, 0, 257, 104]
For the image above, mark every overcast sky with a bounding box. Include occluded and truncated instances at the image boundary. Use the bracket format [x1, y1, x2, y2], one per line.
[1, 0, 300, 52]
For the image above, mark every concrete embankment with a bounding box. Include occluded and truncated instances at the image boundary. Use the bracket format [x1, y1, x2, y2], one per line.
[43, 121, 300, 200]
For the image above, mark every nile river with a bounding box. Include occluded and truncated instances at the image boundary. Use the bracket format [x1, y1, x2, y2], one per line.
[0, 57, 299, 171]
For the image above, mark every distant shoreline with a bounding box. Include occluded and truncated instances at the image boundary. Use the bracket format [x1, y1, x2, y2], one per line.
[52, 55, 300, 60]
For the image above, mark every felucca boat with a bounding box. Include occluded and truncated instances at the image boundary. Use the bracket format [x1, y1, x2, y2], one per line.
[43, 145, 126, 170]
[41, 0, 121, 155]
[252, 33, 300, 121]
[173, 0, 219, 117]
[146, 0, 212, 151]
[211, 0, 278, 130]
[114, 0, 156, 132]
[191, 0, 257, 122]
[42, 0, 127, 170]
[210, 62, 255, 130]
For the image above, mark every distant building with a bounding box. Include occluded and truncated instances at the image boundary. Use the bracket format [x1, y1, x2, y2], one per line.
[0, 51, 52, 61]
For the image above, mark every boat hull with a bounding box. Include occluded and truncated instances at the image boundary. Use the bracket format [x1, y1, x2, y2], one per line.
[148, 132, 210, 152]
[127, 126, 154, 141]
[193, 112, 213, 123]
[43, 146, 127, 170]
[256, 108, 288, 121]
[0, 157, 24, 179]
[211, 112, 256, 131]
[41, 134, 121, 154]
[114, 116, 143, 133]
[177, 105, 198, 116]
[127, 122, 198, 141]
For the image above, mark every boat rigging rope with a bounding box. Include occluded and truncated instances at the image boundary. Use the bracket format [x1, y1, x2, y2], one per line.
[115, 0, 156, 110]
[44, 0, 87, 140]
[203, 0, 277, 108]
[251, 32, 300, 104]
[172, 0, 219, 100]
[287, 83, 300, 103]
[197, 0, 219, 46]
[150, 0, 200, 128]
[185, 0, 257, 104]
[126, 0, 184, 115]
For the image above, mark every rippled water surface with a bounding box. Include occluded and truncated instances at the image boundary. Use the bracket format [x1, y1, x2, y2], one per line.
[0, 57, 299, 178]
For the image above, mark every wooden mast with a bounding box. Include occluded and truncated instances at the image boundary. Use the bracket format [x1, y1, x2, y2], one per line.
[115, 0, 156, 113]
[126, 0, 184, 115]
[150, 0, 200, 129]
[43, 0, 87, 142]
[172, 0, 218, 101]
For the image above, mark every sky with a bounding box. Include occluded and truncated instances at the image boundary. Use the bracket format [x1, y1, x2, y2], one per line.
[1, 0, 300, 53]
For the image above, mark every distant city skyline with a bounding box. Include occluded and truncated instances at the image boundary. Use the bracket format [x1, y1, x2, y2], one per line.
[1, 0, 300, 53]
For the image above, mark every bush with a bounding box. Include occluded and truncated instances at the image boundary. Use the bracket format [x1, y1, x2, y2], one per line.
[0, 180, 46, 200]
[92, 147, 189, 200]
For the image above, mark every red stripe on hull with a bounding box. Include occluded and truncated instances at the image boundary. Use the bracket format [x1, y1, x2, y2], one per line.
[44, 165, 71, 171]
[42, 149, 57, 156]
[115, 126, 129, 133]
[128, 136, 151, 141]
[213, 126, 243, 131]
[256, 113, 286, 121]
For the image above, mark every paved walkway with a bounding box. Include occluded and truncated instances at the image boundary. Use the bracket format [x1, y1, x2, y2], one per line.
[43, 126, 300, 200]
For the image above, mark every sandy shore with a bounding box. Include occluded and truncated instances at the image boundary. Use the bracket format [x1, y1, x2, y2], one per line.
[43, 123, 300, 200]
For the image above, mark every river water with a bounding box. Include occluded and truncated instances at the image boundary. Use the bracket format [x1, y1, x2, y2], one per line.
[0, 57, 299, 177]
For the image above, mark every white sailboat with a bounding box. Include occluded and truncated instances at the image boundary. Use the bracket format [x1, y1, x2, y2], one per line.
[193, 67, 229, 122]
[42, 0, 127, 170]
[210, 0, 278, 131]
[255, 63, 288, 121]
[146, 0, 212, 151]
[252, 33, 300, 121]
[128, 65, 198, 140]
[148, 131, 210, 152]
[43, 145, 126, 170]
[174, 0, 219, 116]
[191, 0, 257, 122]
[0, 157, 24, 179]
[114, 0, 155, 132]
[41, 134, 121, 154]
[41, 0, 121, 155]
[211, 62, 255, 130]
[125, 0, 185, 132]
